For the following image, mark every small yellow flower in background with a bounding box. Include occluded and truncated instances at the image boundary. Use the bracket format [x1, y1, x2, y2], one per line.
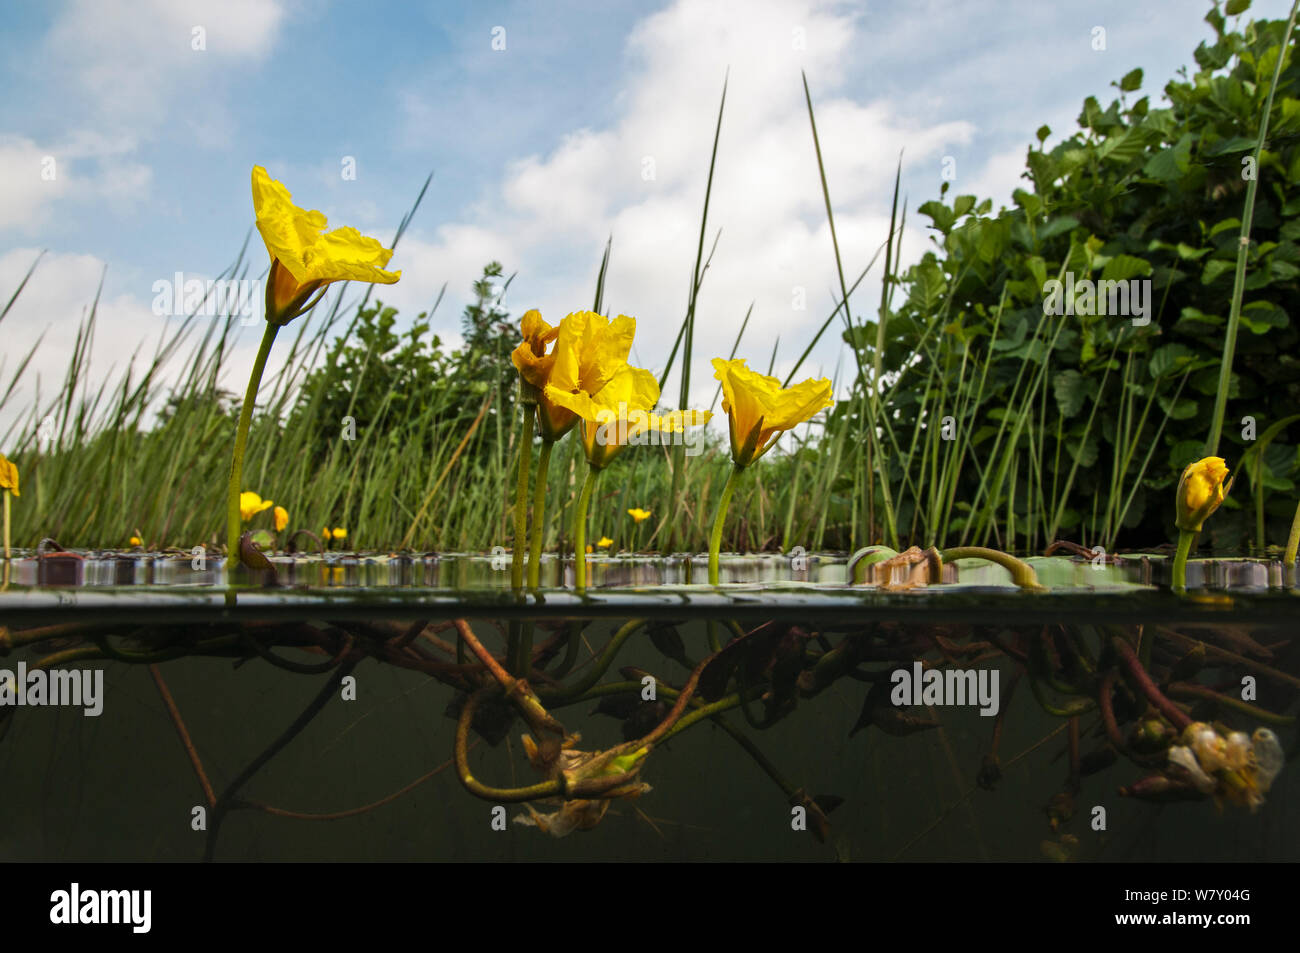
[712, 358, 834, 468]
[129, 535, 143, 547]
[240, 491, 274, 522]
[252, 166, 401, 326]
[585, 544, 594, 553]
[274, 506, 289, 533]
[331, 527, 347, 541]
[1175, 456, 1232, 533]
[628, 508, 651, 523]
[597, 537, 614, 548]
[0, 453, 18, 497]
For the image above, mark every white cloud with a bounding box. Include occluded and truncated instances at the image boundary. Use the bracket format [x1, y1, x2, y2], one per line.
[0, 248, 288, 440]
[399, 0, 976, 422]
[45, 0, 285, 123]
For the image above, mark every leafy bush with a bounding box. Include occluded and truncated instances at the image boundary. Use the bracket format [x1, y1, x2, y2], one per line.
[846, 2, 1300, 552]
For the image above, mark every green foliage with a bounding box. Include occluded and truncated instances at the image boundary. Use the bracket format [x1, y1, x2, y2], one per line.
[838, 2, 1300, 551]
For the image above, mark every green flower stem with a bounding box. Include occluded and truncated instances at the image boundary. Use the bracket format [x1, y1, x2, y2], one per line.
[511, 402, 536, 590]
[1205, 0, 1300, 457]
[539, 618, 646, 702]
[1171, 529, 1195, 592]
[938, 546, 1044, 591]
[527, 439, 554, 589]
[3, 490, 10, 560]
[1285, 499, 1300, 565]
[709, 464, 745, 585]
[226, 322, 280, 568]
[573, 464, 600, 589]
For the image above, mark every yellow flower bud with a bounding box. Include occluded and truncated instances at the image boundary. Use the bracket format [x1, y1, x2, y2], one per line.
[1175, 456, 1232, 533]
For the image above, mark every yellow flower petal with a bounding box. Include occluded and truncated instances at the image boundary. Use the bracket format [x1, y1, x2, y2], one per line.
[332, 527, 347, 540]
[711, 358, 833, 466]
[252, 166, 400, 323]
[274, 506, 289, 533]
[597, 537, 614, 548]
[240, 491, 274, 522]
[0, 452, 18, 497]
[628, 508, 652, 523]
[1176, 456, 1232, 532]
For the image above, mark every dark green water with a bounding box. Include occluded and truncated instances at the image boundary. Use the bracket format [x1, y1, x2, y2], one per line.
[1, 553, 1296, 861]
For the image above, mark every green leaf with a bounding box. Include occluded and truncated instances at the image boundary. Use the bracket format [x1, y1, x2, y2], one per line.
[1098, 129, 1147, 164]
[1119, 68, 1143, 92]
[1036, 124, 1051, 143]
[1224, 0, 1250, 14]
[1143, 134, 1193, 181]
[1201, 258, 1236, 285]
[952, 194, 976, 218]
[1053, 369, 1086, 418]
[1100, 254, 1152, 281]
[1039, 215, 1080, 242]
[1149, 343, 1195, 379]
[1203, 135, 1257, 156]
[1014, 188, 1043, 218]
[918, 200, 955, 235]
[1157, 395, 1198, 420]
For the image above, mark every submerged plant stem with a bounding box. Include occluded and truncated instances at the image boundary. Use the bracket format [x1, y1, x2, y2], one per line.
[709, 464, 745, 585]
[512, 404, 536, 590]
[225, 322, 280, 567]
[527, 439, 554, 589]
[573, 465, 600, 589]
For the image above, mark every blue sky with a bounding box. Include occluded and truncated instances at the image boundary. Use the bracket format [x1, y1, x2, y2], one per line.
[1, 0, 1293, 434]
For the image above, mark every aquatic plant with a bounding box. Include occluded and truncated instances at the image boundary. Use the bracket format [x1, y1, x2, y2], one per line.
[0, 452, 16, 560]
[1172, 456, 1234, 589]
[226, 167, 400, 568]
[708, 359, 833, 584]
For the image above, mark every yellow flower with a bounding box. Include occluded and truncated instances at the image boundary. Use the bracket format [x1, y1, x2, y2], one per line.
[130, 535, 143, 547]
[628, 508, 652, 523]
[252, 166, 401, 326]
[597, 537, 614, 548]
[511, 309, 560, 394]
[0, 452, 17, 497]
[274, 506, 289, 532]
[711, 358, 834, 467]
[535, 311, 639, 441]
[546, 360, 711, 470]
[1175, 457, 1232, 533]
[240, 491, 274, 522]
[331, 527, 347, 540]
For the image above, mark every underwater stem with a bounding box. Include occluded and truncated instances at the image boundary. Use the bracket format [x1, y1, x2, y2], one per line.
[225, 321, 280, 568]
